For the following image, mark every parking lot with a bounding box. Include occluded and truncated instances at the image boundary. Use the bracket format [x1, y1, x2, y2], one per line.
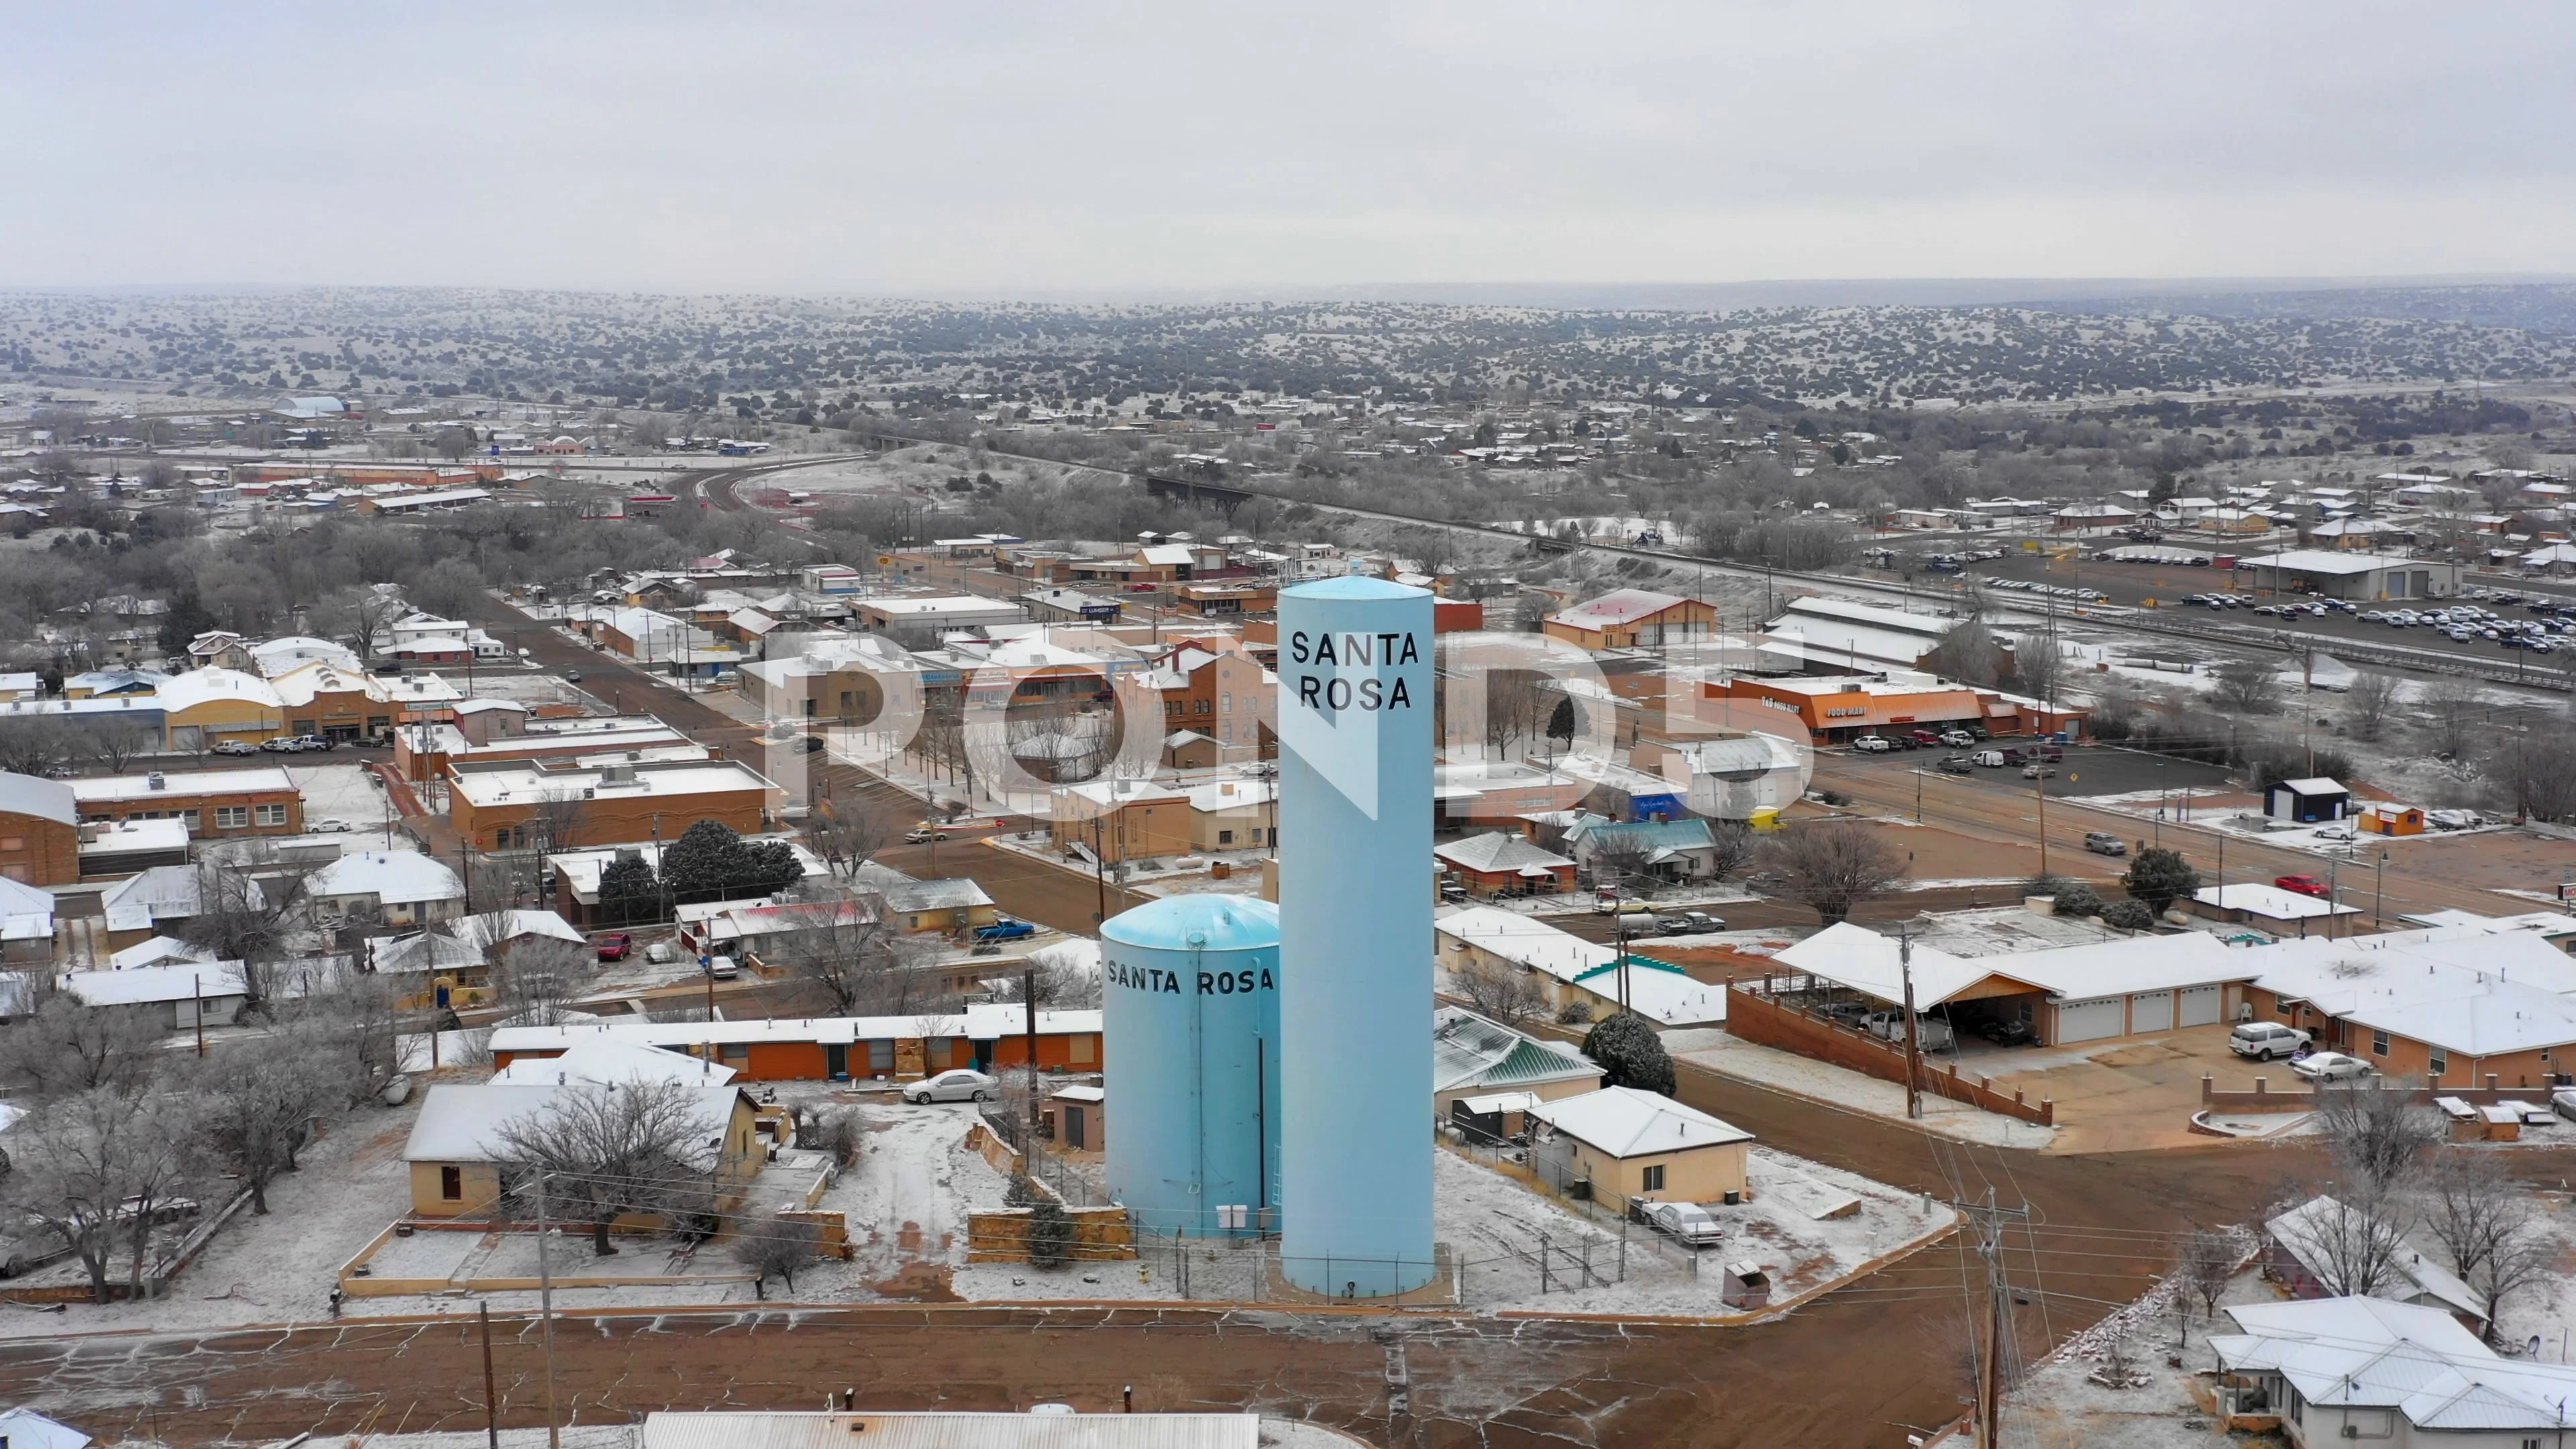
[1830, 739, 2235, 800]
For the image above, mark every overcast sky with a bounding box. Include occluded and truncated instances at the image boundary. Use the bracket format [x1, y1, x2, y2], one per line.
[13, 1, 2575, 295]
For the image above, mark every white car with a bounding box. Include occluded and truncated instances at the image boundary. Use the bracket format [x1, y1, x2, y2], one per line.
[2229, 1022, 2312, 1061]
[2292, 1051, 2375, 1083]
[1645, 1200, 1723, 1246]
[310, 818, 353, 833]
[904, 1068, 1000, 1105]
[1853, 736, 1893, 753]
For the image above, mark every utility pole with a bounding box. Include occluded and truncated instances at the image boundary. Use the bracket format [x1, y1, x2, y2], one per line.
[1021, 966, 1041, 1134]
[480, 1301, 500, 1449]
[2375, 849, 2390, 928]
[192, 973, 205, 1057]
[1950, 1185, 2033, 1449]
[1899, 929, 1921, 1121]
[535, 1172, 561, 1449]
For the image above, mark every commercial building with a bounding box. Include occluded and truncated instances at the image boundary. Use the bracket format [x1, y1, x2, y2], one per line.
[71, 767, 303, 839]
[2237, 549, 2463, 601]
[154, 667, 288, 751]
[1700, 672, 2084, 745]
[1542, 589, 1719, 651]
[0, 773, 83, 886]
[447, 757, 784, 853]
[854, 595, 1028, 645]
[1760, 596, 1987, 675]
[488, 1004, 1105, 1081]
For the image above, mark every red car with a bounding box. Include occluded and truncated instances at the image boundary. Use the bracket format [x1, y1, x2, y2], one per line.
[2273, 875, 2331, 900]
[595, 932, 635, 961]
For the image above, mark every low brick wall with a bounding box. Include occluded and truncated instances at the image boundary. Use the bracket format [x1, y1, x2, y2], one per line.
[965, 1205, 1135, 1263]
[2200, 1073, 2558, 1112]
[1724, 986, 2055, 1127]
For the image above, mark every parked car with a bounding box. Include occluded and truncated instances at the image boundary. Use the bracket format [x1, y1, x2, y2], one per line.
[1976, 1016, 2036, 1046]
[1972, 750, 2008, 768]
[211, 741, 260, 756]
[1644, 1200, 1723, 1246]
[2229, 1022, 2312, 1061]
[1940, 730, 1978, 747]
[974, 916, 1038, 943]
[2292, 1051, 2376, 1083]
[2021, 764, 2056, 779]
[1656, 911, 1725, 934]
[2082, 832, 2127, 857]
[292, 735, 337, 751]
[1852, 735, 1893, 753]
[259, 737, 304, 753]
[595, 932, 634, 961]
[905, 1068, 1000, 1105]
[704, 953, 739, 980]
[309, 818, 353, 833]
[2273, 874, 2332, 900]
[1862, 1010, 1956, 1052]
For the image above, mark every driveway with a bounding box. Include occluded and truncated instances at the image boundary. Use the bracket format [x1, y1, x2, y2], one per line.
[1974, 1024, 2247, 1153]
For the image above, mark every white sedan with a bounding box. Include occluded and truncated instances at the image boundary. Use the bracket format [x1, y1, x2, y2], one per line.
[904, 1068, 1000, 1105]
[2292, 1051, 2376, 1083]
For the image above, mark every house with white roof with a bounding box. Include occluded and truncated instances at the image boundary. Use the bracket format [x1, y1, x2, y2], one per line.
[1436, 906, 1727, 1026]
[303, 849, 466, 927]
[401, 1077, 759, 1220]
[2265, 1195, 2487, 1336]
[2237, 926, 2576, 1085]
[1527, 1086, 1756, 1207]
[1541, 590, 1716, 651]
[2210, 1295, 2576, 1444]
[60, 959, 248, 1028]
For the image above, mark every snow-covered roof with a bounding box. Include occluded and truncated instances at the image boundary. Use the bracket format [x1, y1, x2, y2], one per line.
[1434, 831, 1574, 875]
[308, 850, 464, 905]
[62, 960, 248, 1006]
[0, 771, 76, 828]
[107, 935, 217, 971]
[2196, 883, 2361, 922]
[1527, 1086, 1753, 1159]
[1773, 921, 2256, 1008]
[2271, 776, 2347, 795]
[0, 1407, 93, 1449]
[1432, 1006, 1599, 1096]
[1438, 906, 1615, 978]
[491, 1037, 735, 1088]
[881, 879, 996, 914]
[2211, 1297, 2576, 1432]
[2267, 1196, 2484, 1324]
[154, 667, 283, 714]
[451, 910, 585, 947]
[402, 1080, 744, 1168]
[1548, 588, 1695, 631]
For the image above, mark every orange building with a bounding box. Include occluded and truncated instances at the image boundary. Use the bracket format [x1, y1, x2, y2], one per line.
[0, 773, 83, 885]
[71, 767, 303, 839]
[447, 757, 782, 853]
[1701, 674, 2085, 745]
[486, 1003, 1104, 1083]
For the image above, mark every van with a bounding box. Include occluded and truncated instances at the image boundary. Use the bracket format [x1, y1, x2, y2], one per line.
[1972, 750, 2008, 768]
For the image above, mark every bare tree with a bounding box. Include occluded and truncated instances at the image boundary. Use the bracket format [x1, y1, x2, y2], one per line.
[178, 859, 286, 1008]
[84, 717, 158, 772]
[2208, 658, 2282, 715]
[0, 996, 166, 1101]
[496, 1077, 732, 1256]
[806, 805, 892, 884]
[796, 1106, 863, 1169]
[3, 1087, 200, 1303]
[2419, 677, 2485, 765]
[2342, 669, 2404, 743]
[729, 1213, 821, 1299]
[2418, 1152, 2550, 1340]
[189, 1044, 335, 1214]
[2316, 1081, 2442, 1197]
[1703, 820, 1756, 883]
[989, 946, 1102, 1010]
[1450, 955, 1547, 1026]
[2175, 1226, 2238, 1342]
[1585, 831, 1660, 898]
[489, 935, 594, 1026]
[1753, 820, 1908, 925]
[764, 895, 901, 1016]
[299, 971, 407, 1107]
[0, 717, 79, 777]
[2490, 730, 2576, 824]
[1483, 669, 1558, 759]
[2273, 1190, 2411, 1300]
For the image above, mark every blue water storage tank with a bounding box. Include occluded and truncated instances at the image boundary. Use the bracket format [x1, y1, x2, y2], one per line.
[1100, 894, 1281, 1237]
[1277, 576, 1436, 1297]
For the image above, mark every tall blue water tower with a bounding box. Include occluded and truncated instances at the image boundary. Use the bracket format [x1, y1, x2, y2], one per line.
[1277, 575, 1436, 1297]
[1099, 894, 1281, 1236]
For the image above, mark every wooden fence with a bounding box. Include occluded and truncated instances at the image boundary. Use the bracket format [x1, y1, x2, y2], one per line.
[1724, 986, 2055, 1127]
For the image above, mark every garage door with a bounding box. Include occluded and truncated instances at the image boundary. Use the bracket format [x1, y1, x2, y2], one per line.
[2057, 996, 2126, 1044]
[2179, 984, 2224, 1027]
[2129, 991, 2175, 1035]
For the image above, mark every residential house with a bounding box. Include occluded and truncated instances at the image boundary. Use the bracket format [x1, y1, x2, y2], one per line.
[1542, 590, 1717, 651]
[303, 851, 466, 927]
[1561, 814, 1729, 884]
[1434, 831, 1578, 896]
[2210, 1296, 2576, 1444]
[1430, 1006, 1603, 1119]
[61, 960, 248, 1031]
[2265, 1195, 2487, 1336]
[403, 1077, 760, 1219]
[1526, 1087, 1754, 1208]
[1436, 907, 1727, 1026]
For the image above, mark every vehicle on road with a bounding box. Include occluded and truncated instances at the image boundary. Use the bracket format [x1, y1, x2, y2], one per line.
[1656, 911, 1725, 934]
[259, 737, 305, 752]
[2082, 832, 2127, 857]
[2292, 1051, 2377, 1083]
[2273, 874, 2332, 900]
[564, 669, 581, 682]
[2229, 1022, 2312, 1061]
[974, 916, 1038, 943]
[1643, 1200, 1723, 1246]
[310, 818, 353, 833]
[211, 741, 260, 756]
[1937, 757, 1974, 775]
[2021, 764, 2056, 779]
[1862, 1010, 1955, 1053]
[595, 932, 633, 961]
[905, 826, 951, 844]
[1972, 750, 2008, 767]
[905, 1068, 1000, 1105]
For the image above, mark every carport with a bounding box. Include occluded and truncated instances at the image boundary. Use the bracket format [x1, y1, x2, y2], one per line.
[1775, 923, 2258, 1050]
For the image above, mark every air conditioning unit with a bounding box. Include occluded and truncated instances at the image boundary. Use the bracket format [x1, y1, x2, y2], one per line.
[146, 772, 166, 791]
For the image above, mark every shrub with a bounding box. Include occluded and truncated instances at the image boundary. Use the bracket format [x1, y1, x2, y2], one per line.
[1582, 1012, 1676, 1095]
[2100, 900, 2157, 931]
[1026, 1197, 1077, 1269]
[2051, 881, 2104, 917]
